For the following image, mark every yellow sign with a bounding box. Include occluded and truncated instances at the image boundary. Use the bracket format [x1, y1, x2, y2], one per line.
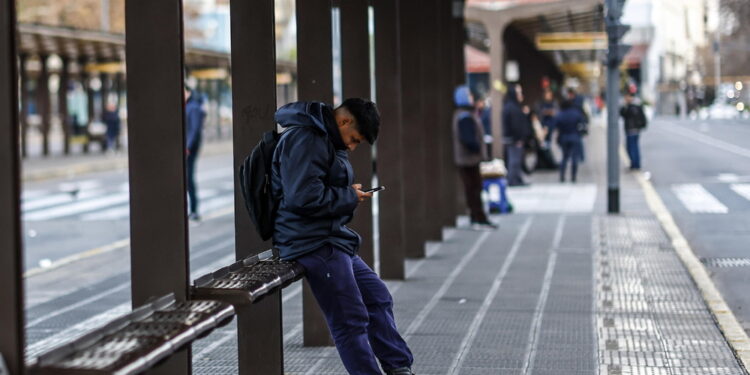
[535, 32, 607, 51]
[85, 62, 124, 74]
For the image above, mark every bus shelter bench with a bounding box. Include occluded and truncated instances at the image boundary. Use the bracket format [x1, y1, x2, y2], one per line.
[27, 294, 234, 375]
[191, 249, 305, 305]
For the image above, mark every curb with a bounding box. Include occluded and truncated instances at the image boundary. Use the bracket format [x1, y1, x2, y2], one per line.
[22, 141, 234, 183]
[634, 170, 750, 371]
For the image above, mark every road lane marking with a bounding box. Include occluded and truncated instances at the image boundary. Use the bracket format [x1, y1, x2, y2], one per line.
[730, 184, 750, 201]
[24, 239, 131, 278]
[25, 192, 130, 220]
[446, 218, 533, 375]
[22, 189, 104, 212]
[523, 215, 565, 374]
[671, 184, 728, 213]
[635, 172, 750, 369]
[659, 122, 750, 159]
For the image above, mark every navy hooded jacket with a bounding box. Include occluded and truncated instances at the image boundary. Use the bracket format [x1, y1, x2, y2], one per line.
[185, 93, 206, 153]
[271, 101, 361, 260]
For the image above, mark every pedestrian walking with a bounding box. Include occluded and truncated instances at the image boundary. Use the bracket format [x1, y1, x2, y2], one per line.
[534, 88, 558, 170]
[272, 99, 415, 375]
[554, 99, 587, 183]
[185, 87, 205, 221]
[502, 83, 532, 186]
[475, 94, 494, 157]
[453, 85, 497, 229]
[566, 87, 589, 162]
[102, 102, 121, 153]
[620, 92, 647, 170]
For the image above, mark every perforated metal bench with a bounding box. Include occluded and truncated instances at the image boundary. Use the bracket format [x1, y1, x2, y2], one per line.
[27, 294, 234, 375]
[191, 249, 305, 305]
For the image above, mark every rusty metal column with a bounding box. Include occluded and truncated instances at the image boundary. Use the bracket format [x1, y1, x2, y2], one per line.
[229, 0, 282, 373]
[398, 0, 427, 258]
[297, 0, 335, 347]
[374, 0, 406, 279]
[0, 1, 25, 373]
[419, 0, 444, 241]
[37, 55, 51, 156]
[340, 0, 374, 268]
[438, 0, 459, 227]
[20, 54, 28, 158]
[59, 57, 71, 155]
[125, 1, 190, 374]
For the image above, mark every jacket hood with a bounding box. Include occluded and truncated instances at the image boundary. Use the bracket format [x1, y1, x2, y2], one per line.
[454, 85, 473, 108]
[275, 101, 346, 150]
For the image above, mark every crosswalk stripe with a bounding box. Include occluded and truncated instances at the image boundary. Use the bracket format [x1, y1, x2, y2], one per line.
[730, 184, 750, 202]
[671, 184, 728, 213]
[80, 189, 223, 221]
[25, 193, 130, 221]
[22, 189, 105, 212]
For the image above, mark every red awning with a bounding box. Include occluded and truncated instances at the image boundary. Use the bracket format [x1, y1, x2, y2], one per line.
[465, 44, 491, 73]
[623, 44, 649, 69]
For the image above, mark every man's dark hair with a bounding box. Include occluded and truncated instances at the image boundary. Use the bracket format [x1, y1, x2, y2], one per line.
[339, 98, 380, 144]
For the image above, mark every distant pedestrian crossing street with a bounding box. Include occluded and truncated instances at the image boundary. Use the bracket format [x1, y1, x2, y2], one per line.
[22, 167, 235, 222]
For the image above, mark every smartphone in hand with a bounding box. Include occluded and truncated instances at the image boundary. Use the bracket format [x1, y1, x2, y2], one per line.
[363, 186, 386, 194]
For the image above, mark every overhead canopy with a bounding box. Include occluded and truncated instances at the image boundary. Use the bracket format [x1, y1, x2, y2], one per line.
[17, 23, 296, 73]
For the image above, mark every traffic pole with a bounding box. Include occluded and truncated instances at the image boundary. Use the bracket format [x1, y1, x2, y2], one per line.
[605, 0, 630, 213]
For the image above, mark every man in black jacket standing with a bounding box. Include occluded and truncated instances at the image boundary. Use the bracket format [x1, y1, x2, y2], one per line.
[620, 92, 647, 170]
[272, 99, 414, 375]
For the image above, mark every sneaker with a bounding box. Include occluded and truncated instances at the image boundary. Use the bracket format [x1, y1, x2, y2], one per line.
[471, 220, 498, 231]
[188, 213, 202, 222]
[385, 367, 415, 375]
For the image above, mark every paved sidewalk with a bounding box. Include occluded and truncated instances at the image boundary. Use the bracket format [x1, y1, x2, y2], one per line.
[189, 124, 747, 374]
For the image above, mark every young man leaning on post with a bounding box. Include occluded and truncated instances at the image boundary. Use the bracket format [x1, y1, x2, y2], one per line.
[272, 98, 415, 375]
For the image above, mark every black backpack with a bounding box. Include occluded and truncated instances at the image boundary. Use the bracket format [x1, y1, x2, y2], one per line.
[239, 128, 284, 241]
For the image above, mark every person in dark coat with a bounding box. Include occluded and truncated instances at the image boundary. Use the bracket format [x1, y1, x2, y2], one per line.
[566, 87, 588, 162]
[502, 83, 532, 186]
[620, 92, 647, 170]
[554, 99, 587, 183]
[453, 85, 496, 229]
[184, 87, 206, 221]
[534, 88, 558, 170]
[475, 95, 493, 157]
[102, 102, 121, 152]
[272, 99, 415, 375]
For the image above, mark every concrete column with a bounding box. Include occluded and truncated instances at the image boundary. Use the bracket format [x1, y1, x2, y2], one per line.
[37, 55, 51, 156]
[59, 57, 71, 155]
[19, 54, 28, 158]
[296, 0, 336, 347]
[374, 0, 406, 280]
[439, 0, 459, 228]
[340, 0, 374, 267]
[419, 0, 444, 242]
[398, 0, 427, 258]
[0, 1, 25, 373]
[125, 0, 191, 373]
[488, 26, 506, 159]
[228, 0, 283, 372]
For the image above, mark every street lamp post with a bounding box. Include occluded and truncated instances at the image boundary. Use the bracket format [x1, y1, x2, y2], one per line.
[605, 0, 630, 213]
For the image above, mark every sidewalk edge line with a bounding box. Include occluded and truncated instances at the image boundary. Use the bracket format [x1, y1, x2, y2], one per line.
[24, 238, 130, 278]
[634, 170, 750, 370]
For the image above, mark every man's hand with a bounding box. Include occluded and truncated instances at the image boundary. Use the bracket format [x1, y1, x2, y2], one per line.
[352, 184, 373, 203]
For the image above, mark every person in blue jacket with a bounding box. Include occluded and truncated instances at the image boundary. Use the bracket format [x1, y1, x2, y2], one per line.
[184, 87, 205, 221]
[502, 84, 532, 186]
[272, 99, 414, 375]
[554, 99, 587, 183]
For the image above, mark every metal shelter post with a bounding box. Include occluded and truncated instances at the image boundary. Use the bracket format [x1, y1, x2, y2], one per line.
[229, 0, 283, 373]
[125, 1, 191, 373]
[0, 1, 25, 373]
[398, 0, 427, 258]
[419, 0, 444, 242]
[340, 0, 374, 268]
[605, 0, 629, 213]
[37, 55, 51, 156]
[19, 54, 28, 158]
[439, 0, 459, 228]
[374, 0, 406, 279]
[297, 0, 336, 347]
[59, 57, 71, 155]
